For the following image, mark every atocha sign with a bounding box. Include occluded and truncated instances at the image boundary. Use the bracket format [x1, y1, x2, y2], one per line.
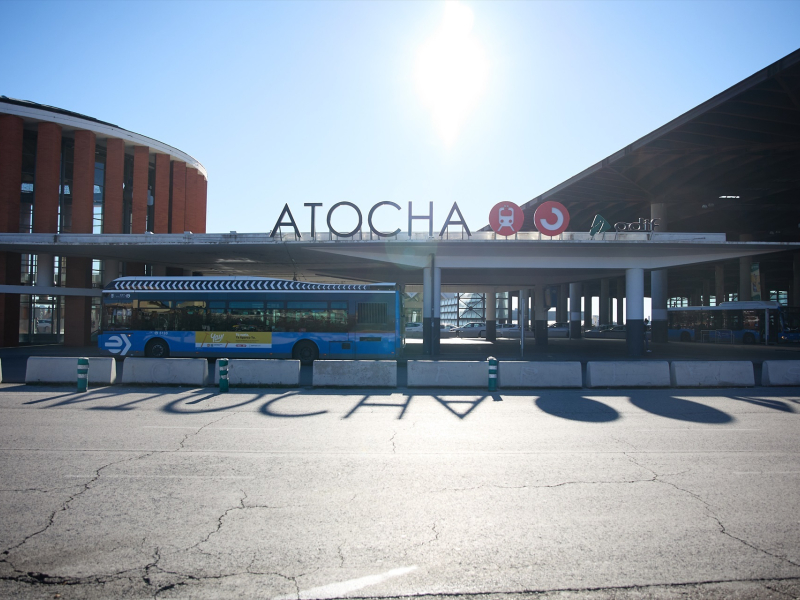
[270, 200, 574, 239]
[270, 201, 654, 239]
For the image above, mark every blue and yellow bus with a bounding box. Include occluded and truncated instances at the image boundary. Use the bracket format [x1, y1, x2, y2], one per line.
[667, 301, 786, 344]
[98, 277, 402, 363]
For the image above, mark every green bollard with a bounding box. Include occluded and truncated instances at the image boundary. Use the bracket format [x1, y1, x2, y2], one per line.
[219, 358, 229, 393]
[488, 356, 498, 392]
[77, 357, 89, 393]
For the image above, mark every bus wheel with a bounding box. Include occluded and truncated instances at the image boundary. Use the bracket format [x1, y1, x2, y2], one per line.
[680, 332, 691, 343]
[145, 338, 170, 358]
[743, 332, 756, 345]
[292, 340, 319, 365]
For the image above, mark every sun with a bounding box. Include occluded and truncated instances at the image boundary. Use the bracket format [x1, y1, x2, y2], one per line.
[415, 1, 489, 146]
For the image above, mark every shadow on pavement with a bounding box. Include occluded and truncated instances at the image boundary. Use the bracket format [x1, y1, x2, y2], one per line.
[535, 395, 619, 422]
[630, 395, 733, 423]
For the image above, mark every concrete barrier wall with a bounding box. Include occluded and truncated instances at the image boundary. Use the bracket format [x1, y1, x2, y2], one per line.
[586, 361, 670, 388]
[499, 362, 582, 388]
[121, 358, 208, 386]
[761, 361, 800, 386]
[407, 361, 487, 388]
[214, 359, 300, 386]
[670, 361, 754, 387]
[25, 357, 117, 385]
[313, 361, 396, 387]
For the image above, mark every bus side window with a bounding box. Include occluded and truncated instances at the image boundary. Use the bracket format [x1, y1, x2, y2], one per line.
[175, 300, 207, 331]
[267, 302, 284, 332]
[726, 310, 743, 330]
[229, 302, 266, 332]
[207, 301, 228, 331]
[135, 299, 172, 331]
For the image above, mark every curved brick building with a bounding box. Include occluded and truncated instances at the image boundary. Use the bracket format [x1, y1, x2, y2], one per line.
[0, 97, 208, 346]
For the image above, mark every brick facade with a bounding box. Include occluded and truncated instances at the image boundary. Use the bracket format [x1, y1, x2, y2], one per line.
[33, 122, 62, 234]
[185, 167, 198, 233]
[0, 114, 24, 234]
[154, 153, 170, 234]
[170, 161, 186, 233]
[104, 138, 125, 234]
[132, 145, 149, 233]
[71, 130, 96, 234]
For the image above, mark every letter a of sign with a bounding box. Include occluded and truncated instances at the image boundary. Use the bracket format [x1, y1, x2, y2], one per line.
[270, 204, 301, 238]
[439, 202, 471, 237]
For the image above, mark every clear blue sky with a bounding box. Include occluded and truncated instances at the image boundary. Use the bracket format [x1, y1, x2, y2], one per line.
[2, 1, 799, 235]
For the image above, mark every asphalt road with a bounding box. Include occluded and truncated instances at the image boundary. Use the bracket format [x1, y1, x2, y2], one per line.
[1, 384, 799, 599]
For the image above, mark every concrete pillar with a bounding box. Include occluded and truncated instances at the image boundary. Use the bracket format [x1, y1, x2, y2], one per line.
[715, 264, 725, 306]
[599, 278, 610, 326]
[651, 270, 668, 343]
[170, 161, 187, 233]
[534, 285, 548, 346]
[569, 283, 582, 339]
[584, 286, 592, 329]
[0, 115, 24, 347]
[35, 254, 54, 287]
[519, 288, 528, 356]
[626, 268, 645, 357]
[103, 138, 125, 234]
[154, 154, 171, 234]
[702, 279, 711, 307]
[103, 260, 120, 286]
[432, 266, 441, 356]
[739, 257, 752, 301]
[486, 290, 496, 342]
[422, 266, 432, 355]
[132, 145, 149, 234]
[185, 167, 199, 233]
[558, 283, 568, 322]
[616, 277, 625, 325]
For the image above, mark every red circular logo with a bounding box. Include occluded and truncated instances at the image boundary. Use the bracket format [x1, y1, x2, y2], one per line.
[533, 201, 570, 236]
[488, 202, 525, 236]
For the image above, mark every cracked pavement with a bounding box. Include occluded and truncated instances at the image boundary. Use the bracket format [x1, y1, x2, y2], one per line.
[0, 385, 798, 599]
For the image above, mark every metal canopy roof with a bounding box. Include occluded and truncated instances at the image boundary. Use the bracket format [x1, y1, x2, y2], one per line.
[512, 48, 800, 240]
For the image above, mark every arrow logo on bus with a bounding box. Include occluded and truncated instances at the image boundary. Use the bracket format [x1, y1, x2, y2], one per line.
[105, 334, 131, 356]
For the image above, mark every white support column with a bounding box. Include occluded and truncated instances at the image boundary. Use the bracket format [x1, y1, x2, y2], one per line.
[486, 289, 497, 342]
[519, 288, 528, 357]
[432, 266, 441, 355]
[569, 283, 582, 339]
[626, 268, 645, 357]
[35, 254, 54, 287]
[534, 285, 547, 346]
[599, 278, 610, 326]
[422, 266, 432, 355]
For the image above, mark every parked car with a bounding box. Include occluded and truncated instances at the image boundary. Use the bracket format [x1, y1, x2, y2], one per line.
[451, 322, 487, 338]
[405, 322, 422, 331]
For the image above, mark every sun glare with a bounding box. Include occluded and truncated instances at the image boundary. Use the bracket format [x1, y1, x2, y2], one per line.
[415, 1, 489, 146]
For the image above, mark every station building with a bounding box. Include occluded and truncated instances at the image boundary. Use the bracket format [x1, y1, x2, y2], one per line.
[0, 97, 208, 346]
[0, 47, 799, 357]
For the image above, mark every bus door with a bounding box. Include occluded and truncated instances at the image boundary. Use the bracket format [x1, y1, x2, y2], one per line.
[353, 298, 392, 358]
[328, 300, 354, 358]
